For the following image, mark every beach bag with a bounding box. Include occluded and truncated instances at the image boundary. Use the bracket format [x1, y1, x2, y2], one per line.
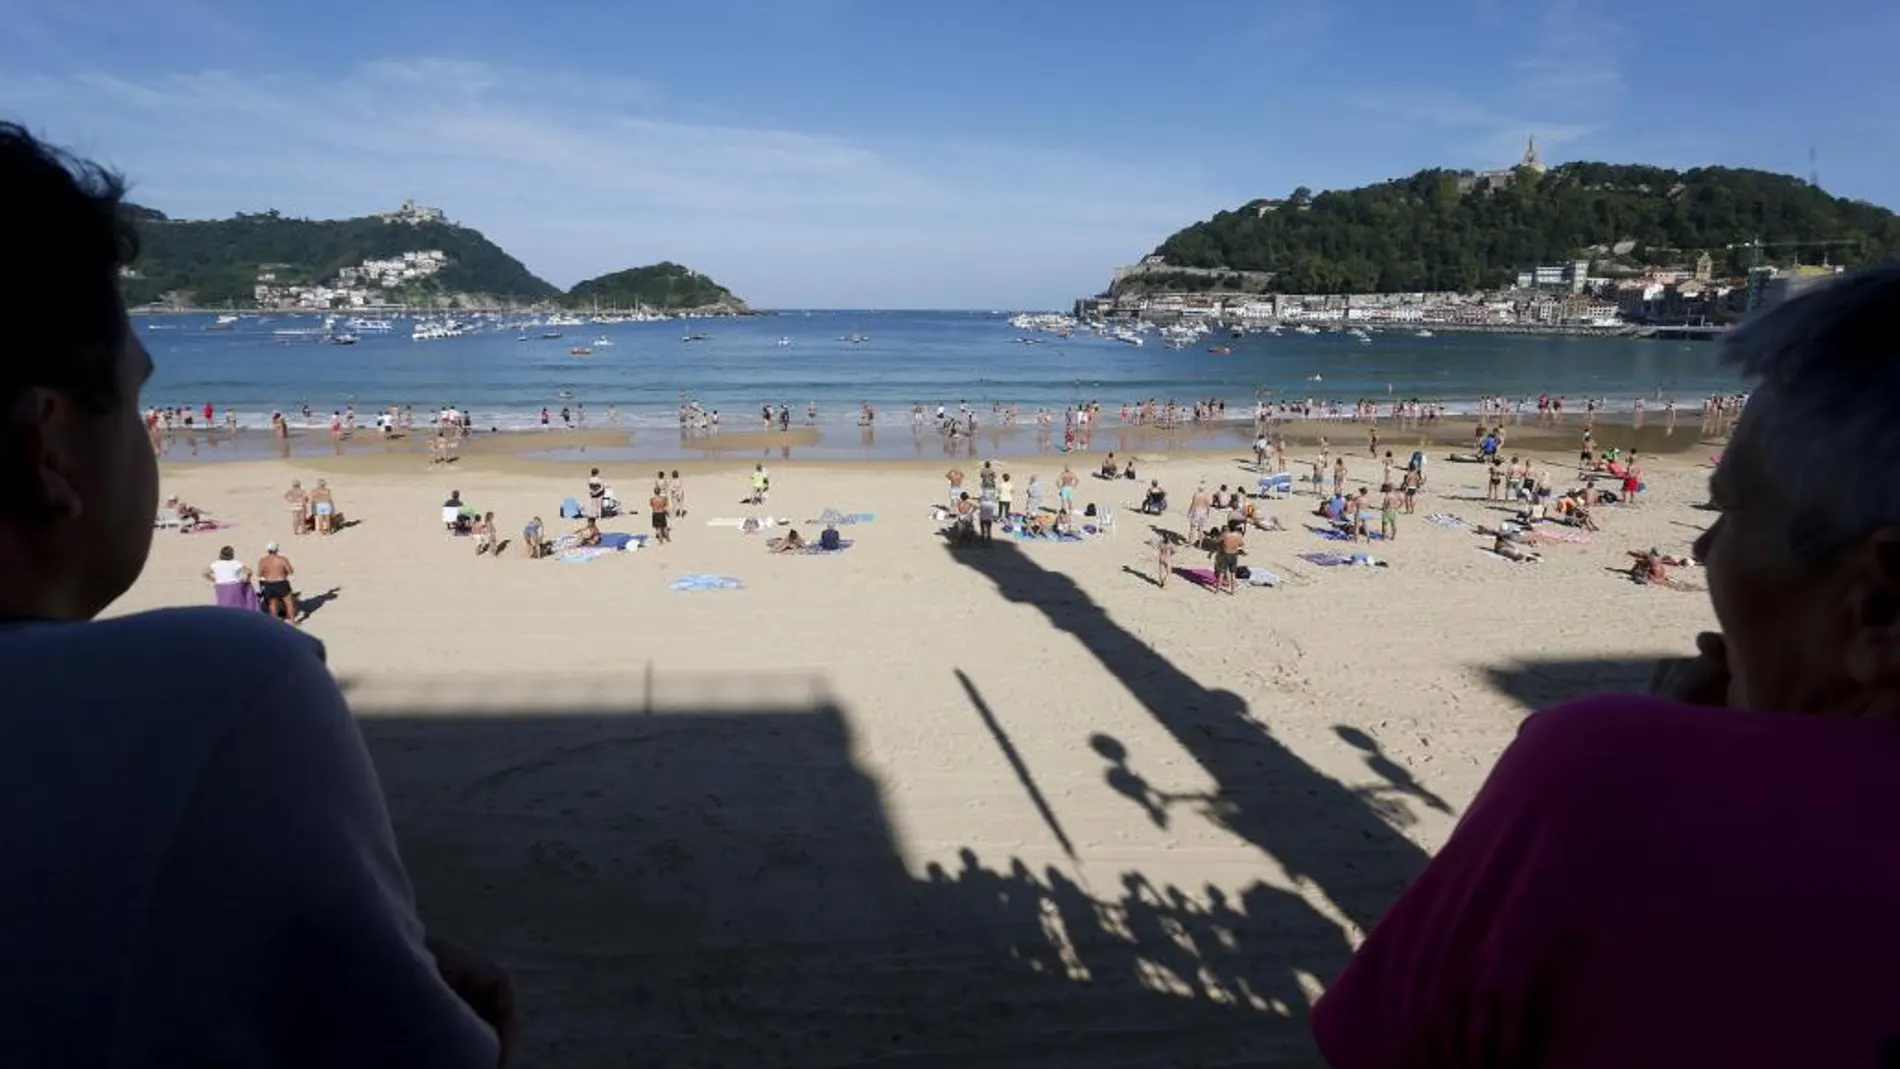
[819, 527, 842, 551]
[1084, 503, 1097, 517]
[1236, 565, 1252, 580]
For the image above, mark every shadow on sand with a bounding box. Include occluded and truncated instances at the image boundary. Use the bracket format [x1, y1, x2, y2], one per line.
[1481, 655, 1660, 711]
[337, 538, 1451, 1066]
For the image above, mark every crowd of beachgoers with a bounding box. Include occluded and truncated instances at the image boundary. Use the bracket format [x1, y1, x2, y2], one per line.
[176, 384, 1729, 618]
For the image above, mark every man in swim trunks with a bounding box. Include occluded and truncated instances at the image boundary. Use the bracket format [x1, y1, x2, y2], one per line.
[649, 485, 671, 545]
[1621, 450, 1643, 504]
[1186, 483, 1211, 543]
[1213, 526, 1245, 595]
[308, 479, 336, 535]
[255, 542, 297, 624]
[1380, 483, 1403, 542]
[944, 466, 965, 508]
[1057, 466, 1078, 510]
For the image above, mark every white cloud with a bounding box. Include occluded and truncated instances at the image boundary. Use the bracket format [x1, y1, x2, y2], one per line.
[2, 58, 1216, 308]
[1351, 0, 1628, 168]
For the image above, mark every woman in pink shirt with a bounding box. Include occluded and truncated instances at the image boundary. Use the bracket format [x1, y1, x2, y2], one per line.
[1313, 263, 1900, 1068]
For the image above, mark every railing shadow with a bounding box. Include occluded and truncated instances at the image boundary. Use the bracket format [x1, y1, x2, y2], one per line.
[342, 669, 1394, 1067]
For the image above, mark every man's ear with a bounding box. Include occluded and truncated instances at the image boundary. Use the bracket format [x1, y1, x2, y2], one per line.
[1842, 531, 1900, 687]
[3, 388, 83, 521]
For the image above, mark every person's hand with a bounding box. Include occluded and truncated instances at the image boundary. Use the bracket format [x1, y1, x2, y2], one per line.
[1649, 631, 1730, 706]
[426, 934, 519, 1066]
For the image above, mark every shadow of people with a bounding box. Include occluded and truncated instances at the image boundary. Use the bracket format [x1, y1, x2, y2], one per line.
[1090, 732, 1169, 828]
[296, 586, 342, 620]
[351, 669, 1368, 1067]
[1334, 725, 1454, 817]
[940, 540, 1430, 937]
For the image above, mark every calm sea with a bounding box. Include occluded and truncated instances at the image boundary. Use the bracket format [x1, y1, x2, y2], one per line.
[138, 310, 1736, 462]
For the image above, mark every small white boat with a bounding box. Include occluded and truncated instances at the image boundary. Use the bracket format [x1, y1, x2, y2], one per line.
[1416, 329, 1435, 338]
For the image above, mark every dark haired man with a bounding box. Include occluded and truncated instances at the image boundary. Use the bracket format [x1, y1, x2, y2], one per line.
[0, 123, 513, 1065]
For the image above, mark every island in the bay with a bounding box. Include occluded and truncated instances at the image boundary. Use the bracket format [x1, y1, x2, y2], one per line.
[120, 199, 747, 314]
[1078, 139, 1900, 334]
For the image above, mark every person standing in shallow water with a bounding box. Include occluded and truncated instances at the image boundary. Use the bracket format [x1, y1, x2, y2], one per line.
[1311, 263, 1900, 1068]
[0, 124, 514, 1066]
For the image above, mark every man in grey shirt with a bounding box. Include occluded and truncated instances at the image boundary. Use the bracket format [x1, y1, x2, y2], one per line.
[0, 123, 514, 1065]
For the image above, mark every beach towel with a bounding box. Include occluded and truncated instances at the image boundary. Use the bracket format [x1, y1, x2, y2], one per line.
[558, 547, 615, 563]
[1174, 566, 1220, 589]
[597, 531, 646, 550]
[1478, 548, 1539, 564]
[1011, 527, 1084, 542]
[1306, 523, 1384, 542]
[1426, 513, 1474, 531]
[671, 573, 744, 591]
[709, 517, 789, 528]
[213, 581, 259, 611]
[1531, 525, 1592, 545]
[1299, 551, 1388, 568]
[180, 519, 235, 534]
[1246, 569, 1282, 586]
[810, 508, 877, 525]
[1299, 551, 1355, 567]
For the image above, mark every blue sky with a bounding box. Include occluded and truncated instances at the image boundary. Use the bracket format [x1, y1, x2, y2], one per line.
[5, 0, 1894, 308]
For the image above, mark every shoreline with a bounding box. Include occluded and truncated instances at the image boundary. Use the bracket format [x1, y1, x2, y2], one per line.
[158, 411, 1728, 478]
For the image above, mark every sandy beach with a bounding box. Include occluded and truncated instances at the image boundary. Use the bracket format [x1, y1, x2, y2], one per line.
[117, 428, 1719, 1067]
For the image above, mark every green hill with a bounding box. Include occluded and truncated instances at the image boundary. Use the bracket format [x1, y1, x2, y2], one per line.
[121, 206, 560, 306]
[564, 262, 746, 312]
[1141, 163, 1900, 295]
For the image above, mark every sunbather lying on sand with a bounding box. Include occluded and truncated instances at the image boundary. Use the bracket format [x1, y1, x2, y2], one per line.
[162, 495, 206, 527]
[1627, 546, 1691, 584]
[1492, 534, 1541, 562]
[1475, 525, 1541, 562]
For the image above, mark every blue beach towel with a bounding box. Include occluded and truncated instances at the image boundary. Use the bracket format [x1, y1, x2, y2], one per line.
[598, 531, 646, 550]
[672, 573, 744, 591]
[1299, 551, 1353, 567]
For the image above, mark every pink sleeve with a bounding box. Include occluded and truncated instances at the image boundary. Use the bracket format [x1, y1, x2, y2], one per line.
[1309, 699, 1634, 1067]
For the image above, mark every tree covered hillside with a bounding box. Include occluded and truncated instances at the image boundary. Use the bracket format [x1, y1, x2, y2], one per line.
[122, 208, 559, 305]
[565, 262, 745, 311]
[1147, 164, 1900, 294]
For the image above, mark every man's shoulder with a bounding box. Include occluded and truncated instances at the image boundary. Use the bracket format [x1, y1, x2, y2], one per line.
[69, 608, 324, 664]
[1528, 693, 1751, 746]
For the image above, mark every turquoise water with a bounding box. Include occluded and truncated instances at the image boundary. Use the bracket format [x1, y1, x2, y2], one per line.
[138, 310, 1734, 459]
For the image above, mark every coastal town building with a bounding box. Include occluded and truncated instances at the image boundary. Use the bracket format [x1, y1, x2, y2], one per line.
[253, 248, 451, 309]
[377, 199, 448, 226]
[1456, 135, 1547, 195]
